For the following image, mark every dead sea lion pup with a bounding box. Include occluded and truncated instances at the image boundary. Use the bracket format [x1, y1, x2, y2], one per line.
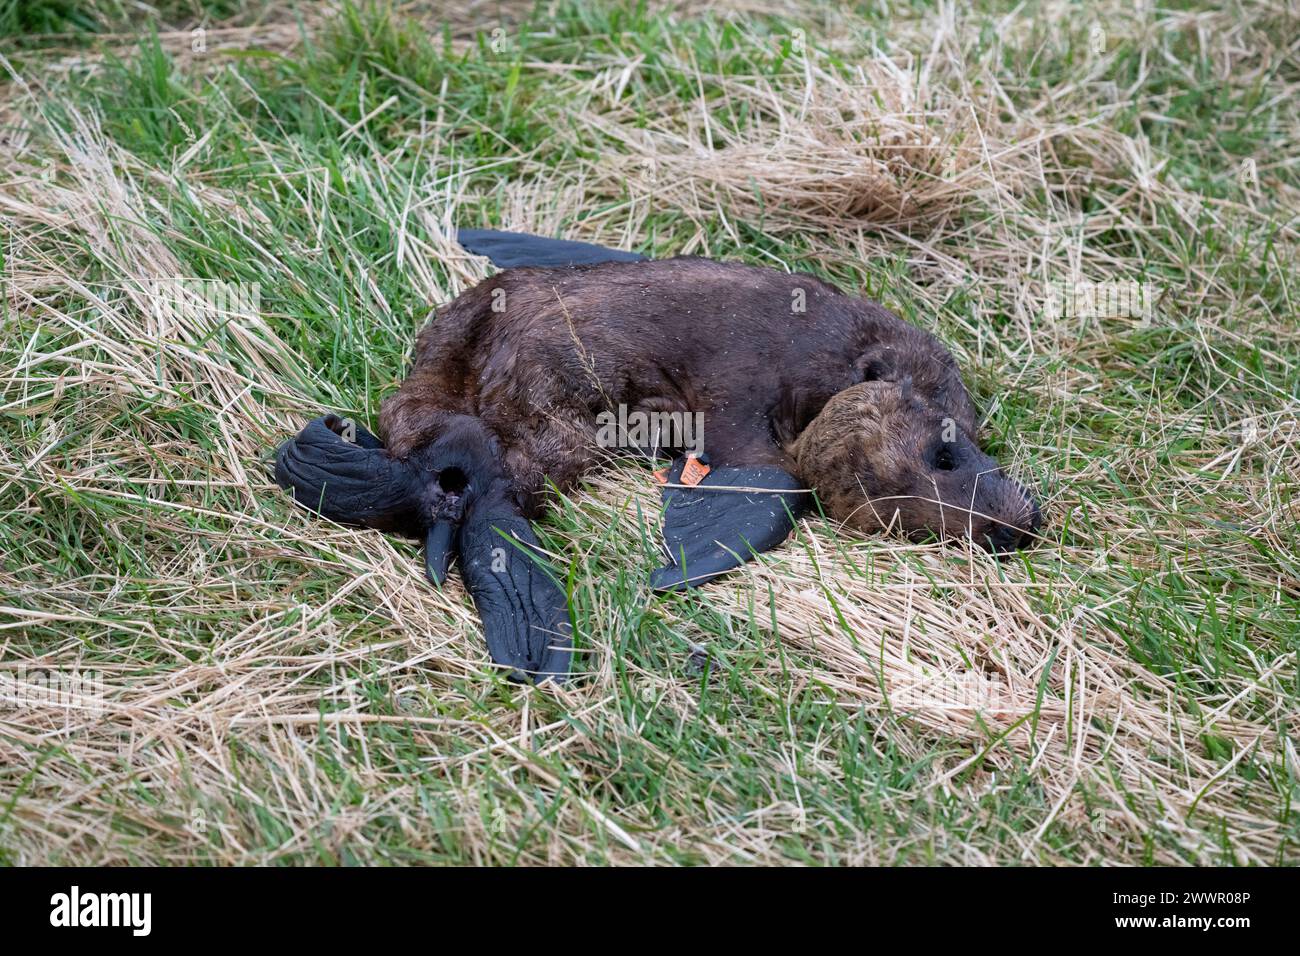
[274, 230, 1041, 683]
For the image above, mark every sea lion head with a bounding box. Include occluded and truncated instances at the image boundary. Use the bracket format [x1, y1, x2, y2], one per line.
[792, 381, 1042, 553]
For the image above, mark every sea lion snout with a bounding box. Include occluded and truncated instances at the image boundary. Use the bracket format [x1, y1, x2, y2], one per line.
[970, 472, 1042, 554]
[791, 381, 1042, 552]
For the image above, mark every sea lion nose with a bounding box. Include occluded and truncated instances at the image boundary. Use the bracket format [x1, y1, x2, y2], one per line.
[1025, 499, 1043, 535]
[988, 524, 1021, 552]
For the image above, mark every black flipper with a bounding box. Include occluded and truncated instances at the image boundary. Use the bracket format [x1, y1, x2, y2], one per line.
[424, 521, 456, 586]
[457, 482, 573, 683]
[457, 228, 647, 269]
[274, 415, 423, 533]
[274, 414, 573, 684]
[651, 461, 809, 592]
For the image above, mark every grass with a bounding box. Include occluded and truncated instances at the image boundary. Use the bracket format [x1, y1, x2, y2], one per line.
[0, 0, 1296, 865]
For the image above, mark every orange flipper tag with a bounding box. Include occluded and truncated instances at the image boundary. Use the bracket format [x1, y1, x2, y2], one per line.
[680, 455, 711, 486]
[652, 466, 671, 485]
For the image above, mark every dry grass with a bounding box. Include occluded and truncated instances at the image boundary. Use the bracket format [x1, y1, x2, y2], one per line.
[0, 0, 1296, 864]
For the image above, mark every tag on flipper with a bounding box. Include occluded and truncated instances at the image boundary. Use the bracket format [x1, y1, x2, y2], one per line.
[650, 464, 809, 592]
[680, 454, 710, 486]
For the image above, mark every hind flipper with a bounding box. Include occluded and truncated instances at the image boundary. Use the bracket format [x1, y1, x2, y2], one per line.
[457, 228, 647, 269]
[650, 459, 809, 592]
[274, 415, 423, 533]
[274, 414, 573, 684]
[457, 482, 573, 683]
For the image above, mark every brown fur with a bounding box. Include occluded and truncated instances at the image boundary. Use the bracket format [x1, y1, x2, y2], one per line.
[379, 256, 1038, 548]
[792, 382, 1038, 547]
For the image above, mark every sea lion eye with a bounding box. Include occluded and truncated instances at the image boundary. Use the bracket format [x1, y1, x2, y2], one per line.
[932, 445, 957, 471]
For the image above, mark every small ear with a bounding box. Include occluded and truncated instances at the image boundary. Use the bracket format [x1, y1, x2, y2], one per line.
[852, 344, 901, 383]
[854, 341, 979, 435]
[274, 416, 423, 534]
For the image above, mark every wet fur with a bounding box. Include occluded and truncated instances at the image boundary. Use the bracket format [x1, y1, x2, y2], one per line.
[379, 256, 1003, 537]
[277, 253, 1038, 681]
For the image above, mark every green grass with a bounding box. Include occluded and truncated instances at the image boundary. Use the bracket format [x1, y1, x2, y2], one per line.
[0, 0, 1296, 865]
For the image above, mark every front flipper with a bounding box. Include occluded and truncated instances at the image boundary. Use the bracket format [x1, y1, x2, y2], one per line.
[650, 462, 809, 592]
[457, 483, 573, 683]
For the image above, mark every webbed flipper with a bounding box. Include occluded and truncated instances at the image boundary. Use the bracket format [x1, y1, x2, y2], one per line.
[650, 459, 809, 592]
[274, 415, 422, 533]
[457, 228, 647, 269]
[456, 483, 573, 683]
